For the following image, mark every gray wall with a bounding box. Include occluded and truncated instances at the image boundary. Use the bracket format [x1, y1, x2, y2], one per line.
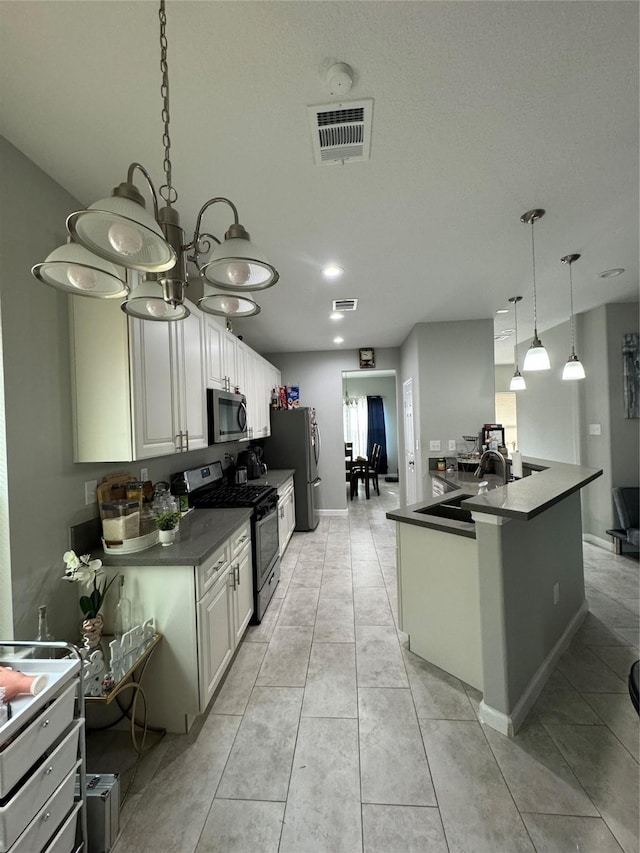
[264, 349, 401, 512]
[516, 319, 581, 463]
[579, 303, 640, 538]
[401, 320, 495, 502]
[515, 301, 639, 539]
[0, 137, 249, 640]
[342, 373, 398, 473]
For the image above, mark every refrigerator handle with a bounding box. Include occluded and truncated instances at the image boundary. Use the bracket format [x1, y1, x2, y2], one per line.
[315, 423, 321, 466]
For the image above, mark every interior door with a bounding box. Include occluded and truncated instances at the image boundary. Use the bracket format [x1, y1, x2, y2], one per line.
[403, 378, 417, 505]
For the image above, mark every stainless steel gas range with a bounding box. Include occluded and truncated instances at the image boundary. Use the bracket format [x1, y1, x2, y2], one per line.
[171, 461, 280, 623]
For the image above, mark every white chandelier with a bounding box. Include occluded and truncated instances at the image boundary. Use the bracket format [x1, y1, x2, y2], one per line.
[31, 1, 278, 322]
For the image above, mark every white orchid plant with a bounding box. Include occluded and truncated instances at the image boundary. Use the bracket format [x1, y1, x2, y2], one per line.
[62, 550, 117, 619]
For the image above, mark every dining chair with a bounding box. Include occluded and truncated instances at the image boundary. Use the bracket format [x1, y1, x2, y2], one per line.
[350, 443, 381, 499]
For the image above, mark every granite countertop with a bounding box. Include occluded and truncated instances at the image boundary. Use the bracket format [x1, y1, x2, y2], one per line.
[250, 469, 295, 490]
[99, 507, 251, 567]
[386, 455, 602, 536]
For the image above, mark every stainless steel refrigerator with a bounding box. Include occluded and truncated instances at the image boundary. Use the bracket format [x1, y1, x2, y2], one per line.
[264, 407, 321, 531]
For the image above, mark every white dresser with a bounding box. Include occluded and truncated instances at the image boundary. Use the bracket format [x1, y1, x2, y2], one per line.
[0, 645, 86, 853]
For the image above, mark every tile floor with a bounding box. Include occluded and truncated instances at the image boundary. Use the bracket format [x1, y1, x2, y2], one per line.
[88, 482, 640, 853]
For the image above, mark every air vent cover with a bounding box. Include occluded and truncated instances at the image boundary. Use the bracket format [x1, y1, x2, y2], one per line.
[308, 100, 373, 165]
[333, 298, 358, 312]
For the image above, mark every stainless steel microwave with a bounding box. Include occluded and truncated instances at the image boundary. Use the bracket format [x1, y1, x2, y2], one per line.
[207, 388, 248, 443]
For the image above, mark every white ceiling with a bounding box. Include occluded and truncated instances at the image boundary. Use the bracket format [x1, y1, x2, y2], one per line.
[1, 1, 638, 364]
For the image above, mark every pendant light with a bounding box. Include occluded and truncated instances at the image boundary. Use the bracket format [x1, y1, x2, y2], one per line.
[508, 296, 526, 391]
[520, 209, 550, 371]
[31, 1, 278, 321]
[561, 253, 586, 380]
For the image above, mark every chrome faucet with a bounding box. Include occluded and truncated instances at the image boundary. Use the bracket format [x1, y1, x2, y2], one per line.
[474, 449, 509, 485]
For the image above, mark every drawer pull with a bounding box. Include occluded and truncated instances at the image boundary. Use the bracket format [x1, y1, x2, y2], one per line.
[42, 812, 51, 822]
[44, 766, 54, 775]
[41, 719, 50, 727]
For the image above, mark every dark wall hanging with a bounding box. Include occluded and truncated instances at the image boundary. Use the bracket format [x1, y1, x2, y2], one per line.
[622, 332, 639, 418]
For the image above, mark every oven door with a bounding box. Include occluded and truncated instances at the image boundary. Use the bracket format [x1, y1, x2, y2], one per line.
[254, 504, 279, 592]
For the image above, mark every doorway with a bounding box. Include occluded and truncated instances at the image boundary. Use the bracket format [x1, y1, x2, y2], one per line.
[342, 370, 398, 478]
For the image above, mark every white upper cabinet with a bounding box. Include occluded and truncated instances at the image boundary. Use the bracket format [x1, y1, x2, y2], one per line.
[70, 298, 279, 462]
[70, 298, 207, 462]
[204, 313, 226, 390]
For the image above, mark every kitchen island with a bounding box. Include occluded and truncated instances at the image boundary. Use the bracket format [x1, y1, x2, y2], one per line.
[387, 456, 602, 736]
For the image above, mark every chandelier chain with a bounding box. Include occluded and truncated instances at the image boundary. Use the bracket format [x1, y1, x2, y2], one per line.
[158, 1, 177, 205]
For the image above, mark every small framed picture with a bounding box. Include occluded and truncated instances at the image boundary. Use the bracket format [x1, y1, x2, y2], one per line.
[359, 348, 375, 369]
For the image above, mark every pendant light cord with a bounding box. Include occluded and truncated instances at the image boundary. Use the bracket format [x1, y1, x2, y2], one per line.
[568, 261, 576, 355]
[513, 299, 519, 369]
[159, 1, 177, 206]
[530, 218, 538, 335]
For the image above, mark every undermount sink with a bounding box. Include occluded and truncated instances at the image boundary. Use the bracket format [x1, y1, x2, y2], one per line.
[417, 494, 474, 523]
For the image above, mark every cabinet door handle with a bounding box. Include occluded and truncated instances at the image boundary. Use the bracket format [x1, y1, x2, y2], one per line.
[184, 430, 189, 451]
[229, 567, 237, 590]
[235, 564, 240, 586]
[44, 766, 54, 775]
[41, 718, 50, 728]
[42, 812, 51, 822]
[175, 432, 182, 452]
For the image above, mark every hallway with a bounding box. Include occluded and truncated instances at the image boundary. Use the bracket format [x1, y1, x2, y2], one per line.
[89, 483, 639, 852]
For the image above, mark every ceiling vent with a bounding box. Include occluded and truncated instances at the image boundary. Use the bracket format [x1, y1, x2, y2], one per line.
[333, 298, 358, 312]
[308, 100, 373, 166]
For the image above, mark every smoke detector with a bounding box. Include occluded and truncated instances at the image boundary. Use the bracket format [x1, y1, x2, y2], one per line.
[326, 63, 353, 96]
[308, 99, 373, 166]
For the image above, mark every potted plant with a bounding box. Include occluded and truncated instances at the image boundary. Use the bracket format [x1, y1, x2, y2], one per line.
[62, 550, 117, 648]
[154, 509, 181, 545]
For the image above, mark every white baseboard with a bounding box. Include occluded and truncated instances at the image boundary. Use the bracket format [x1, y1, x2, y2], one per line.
[479, 598, 589, 737]
[583, 533, 614, 551]
[317, 508, 349, 517]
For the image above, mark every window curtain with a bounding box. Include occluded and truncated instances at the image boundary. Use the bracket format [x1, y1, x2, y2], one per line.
[366, 395, 388, 474]
[343, 397, 368, 458]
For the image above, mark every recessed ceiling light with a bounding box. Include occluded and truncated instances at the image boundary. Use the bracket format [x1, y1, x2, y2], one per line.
[333, 336, 344, 344]
[495, 308, 510, 314]
[598, 268, 625, 278]
[330, 312, 344, 320]
[323, 264, 344, 279]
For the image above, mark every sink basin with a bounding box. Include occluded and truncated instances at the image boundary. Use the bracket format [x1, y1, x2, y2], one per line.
[439, 494, 472, 508]
[417, 495, 474, 523]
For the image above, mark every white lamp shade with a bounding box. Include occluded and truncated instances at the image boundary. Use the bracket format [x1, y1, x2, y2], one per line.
[198, 286, 260, 318]
[121, 278, 190, 321]
[31, 242, 128, 298]
[523, 341, 551, 371]
[562, 356, 586, 380]
[509, 370, 526, 391]
[200, 237, 278, 291]
[67, 195, 175, 273]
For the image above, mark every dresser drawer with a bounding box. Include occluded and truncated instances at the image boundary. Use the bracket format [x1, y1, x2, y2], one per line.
[8, 762, 78, 853]
[0, 682, 76, 799]
[230, 522, 251, 559]
[0, 720, 81, 851]
[42, 800, 81, 853]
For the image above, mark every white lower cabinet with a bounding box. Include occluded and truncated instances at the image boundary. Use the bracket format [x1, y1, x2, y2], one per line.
[119, 518, 253, 733]
[197, 566, 234, 712]
[277, 476, 296, 557]
[0, 648, 86, 853]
